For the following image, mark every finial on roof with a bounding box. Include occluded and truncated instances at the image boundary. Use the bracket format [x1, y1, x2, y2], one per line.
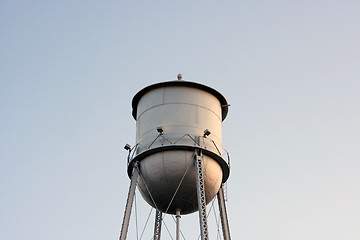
[177, 73, 183, 80]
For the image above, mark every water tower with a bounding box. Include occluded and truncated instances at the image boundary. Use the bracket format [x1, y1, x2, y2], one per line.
[120, 75, 231, 240]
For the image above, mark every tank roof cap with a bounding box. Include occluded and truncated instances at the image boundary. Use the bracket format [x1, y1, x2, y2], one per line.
[132, 80, 229, 121]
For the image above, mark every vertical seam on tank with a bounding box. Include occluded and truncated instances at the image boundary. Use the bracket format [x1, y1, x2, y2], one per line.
[196, 105, 199, 129]
[162, 150, 169, 193]
[162, 87, 165, 105]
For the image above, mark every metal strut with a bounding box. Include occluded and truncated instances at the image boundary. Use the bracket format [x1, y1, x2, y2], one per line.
[176, 209, 181, 240]
[217, 185, 231, 240]
[195, 136, 209, 240]
[119, 162, 139, 240]
[153, 210, 163, 240]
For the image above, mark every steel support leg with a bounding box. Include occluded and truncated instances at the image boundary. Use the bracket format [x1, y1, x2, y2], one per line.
[153, 210, 163, 240]
[194, 145, 209, 240]
[176, 209, 181, 240]
[217, 185, 231, 240]
[119, 163, 139, 240]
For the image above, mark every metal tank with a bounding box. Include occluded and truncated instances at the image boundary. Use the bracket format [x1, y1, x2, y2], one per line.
[127, 79, 230, 215]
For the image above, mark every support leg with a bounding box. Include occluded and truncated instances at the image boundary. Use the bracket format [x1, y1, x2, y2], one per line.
[176, 209, 181, 240]
[217, 184, 231, 240]
[119, 163, 139, 240]
[194, 145, 209, 240]
[153, 210, 162, 240]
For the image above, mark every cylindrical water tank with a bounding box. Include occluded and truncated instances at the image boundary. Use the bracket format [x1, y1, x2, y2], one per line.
[128, 80, 230, 215]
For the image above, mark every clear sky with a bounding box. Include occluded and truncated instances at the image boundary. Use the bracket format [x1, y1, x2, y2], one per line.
[1, 0, 359, 239]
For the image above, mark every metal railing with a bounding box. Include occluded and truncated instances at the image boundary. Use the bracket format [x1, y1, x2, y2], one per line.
[126, 133, 230, 168]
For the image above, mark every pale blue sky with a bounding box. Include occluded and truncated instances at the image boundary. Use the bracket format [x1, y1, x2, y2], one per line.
[1, 1, 359, 239]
